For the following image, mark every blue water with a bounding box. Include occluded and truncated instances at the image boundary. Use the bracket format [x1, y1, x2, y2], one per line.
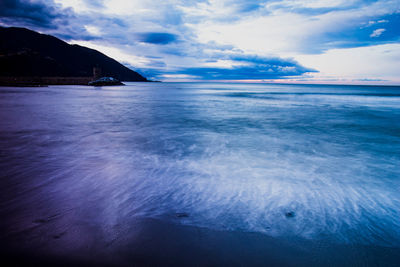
[0, 82, 399, 252]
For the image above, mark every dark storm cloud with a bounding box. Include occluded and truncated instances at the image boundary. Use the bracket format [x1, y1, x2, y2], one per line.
[0, 0, 70, 28]
[144, 53, 317, 80]
[136, 32, 178, 45]
[177, 65, 316, 80]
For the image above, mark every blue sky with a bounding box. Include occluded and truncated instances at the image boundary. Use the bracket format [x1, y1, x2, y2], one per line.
[1, 0, 399, 84]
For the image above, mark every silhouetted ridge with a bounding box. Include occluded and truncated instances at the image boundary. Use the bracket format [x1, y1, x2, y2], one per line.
[0, 26, 147, 81]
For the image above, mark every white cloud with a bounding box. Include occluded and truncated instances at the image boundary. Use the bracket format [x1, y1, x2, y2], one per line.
[370, 28, 386, 37]
[295, 43, 400, 84]
[377, 19, 389, 23]
[269, 0, 355, 9]
[54, 0, 91, 13]
[361, 19, 388, 28]
[84, 25, 101, 36]
[41, 0, 400, 83]
[189, 0, 398, 55]
[68, 40, 150, 68]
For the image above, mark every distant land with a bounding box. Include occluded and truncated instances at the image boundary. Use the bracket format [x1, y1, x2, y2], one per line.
[0, 27, 148, 86]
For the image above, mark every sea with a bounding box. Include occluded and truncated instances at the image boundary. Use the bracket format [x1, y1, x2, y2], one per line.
[0, 82, 399, 266]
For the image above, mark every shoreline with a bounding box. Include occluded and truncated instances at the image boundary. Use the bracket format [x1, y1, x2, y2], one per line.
[1, 216, 399, 266]
[0, 83, 399, 266]
[0, 76, 150, 86]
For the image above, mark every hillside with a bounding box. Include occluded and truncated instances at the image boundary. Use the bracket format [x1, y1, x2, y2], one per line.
[0, 27, 147, 82]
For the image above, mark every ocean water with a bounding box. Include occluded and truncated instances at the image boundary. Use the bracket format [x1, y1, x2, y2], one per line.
[0, 82, 399, 263]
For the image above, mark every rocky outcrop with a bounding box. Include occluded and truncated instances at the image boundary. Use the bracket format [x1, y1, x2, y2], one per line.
[88, 77, 124, 86]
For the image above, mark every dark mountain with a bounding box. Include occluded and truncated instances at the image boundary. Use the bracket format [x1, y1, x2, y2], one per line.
[0, 27, 147, 81]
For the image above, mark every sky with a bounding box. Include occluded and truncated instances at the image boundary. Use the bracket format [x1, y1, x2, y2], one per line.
[1, 0, 400, 84]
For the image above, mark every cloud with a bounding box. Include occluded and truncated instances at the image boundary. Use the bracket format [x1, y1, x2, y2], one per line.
[370, 28, 386, 37]
[1, 0, 400, 83]
[225, 0, 266, 13]
[362, 19, 389, 28]
[170, 65, 311, 80]
[0, 0, 70, 28]
[296, 43, 400, 84]
[83, 0, 104, 8]
[148, 53, 317, 80]
[355, 78, 387, 81]
[194, 1, 400, 55]
[136, 32, 178, 45]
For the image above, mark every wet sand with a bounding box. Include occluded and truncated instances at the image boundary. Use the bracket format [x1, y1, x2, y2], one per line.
[1, 83, 399, 266]
[1, 216, 400, 266]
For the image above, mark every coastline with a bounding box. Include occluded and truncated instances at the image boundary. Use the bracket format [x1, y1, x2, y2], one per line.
[1, 217, 399, 266]
[0, 76, 93, 86]
[0, 76, 151, 87]
[0, 83, 399, 266]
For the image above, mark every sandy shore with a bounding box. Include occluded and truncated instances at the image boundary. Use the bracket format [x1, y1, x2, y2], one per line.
[0, 83, 399, 266]
[1, 216, 399, 266]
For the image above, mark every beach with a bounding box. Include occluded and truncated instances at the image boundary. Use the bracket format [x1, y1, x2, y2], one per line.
[1, 82, 399, 265]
